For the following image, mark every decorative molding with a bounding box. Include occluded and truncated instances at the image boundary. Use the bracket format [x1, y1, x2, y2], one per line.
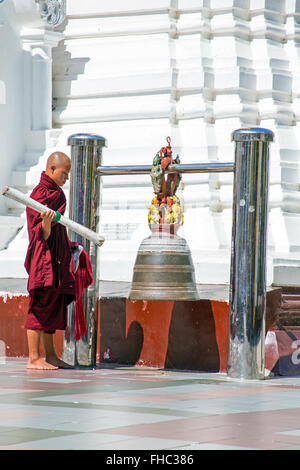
[35, 0, 66, 26]
[21, 28, 64, 49]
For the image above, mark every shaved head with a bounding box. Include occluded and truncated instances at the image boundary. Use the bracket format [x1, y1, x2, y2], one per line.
[46, 152, 71, 169]
[45, 152, 71, 187]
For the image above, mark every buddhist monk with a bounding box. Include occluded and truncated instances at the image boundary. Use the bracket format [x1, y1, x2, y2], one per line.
[24, 152, 76, 370]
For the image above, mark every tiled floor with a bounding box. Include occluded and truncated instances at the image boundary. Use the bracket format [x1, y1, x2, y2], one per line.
[1, 359, 300, 450]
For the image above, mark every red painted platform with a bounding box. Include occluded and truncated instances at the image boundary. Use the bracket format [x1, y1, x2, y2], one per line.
[0, 280, 283, 374]
[100, 297, 229, 372]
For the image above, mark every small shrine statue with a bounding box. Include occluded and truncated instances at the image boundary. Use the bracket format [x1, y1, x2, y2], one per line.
[148, 137, 183, 234]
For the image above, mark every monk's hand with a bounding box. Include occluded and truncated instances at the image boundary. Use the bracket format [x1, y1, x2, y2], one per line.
[41, 210, 55, 240]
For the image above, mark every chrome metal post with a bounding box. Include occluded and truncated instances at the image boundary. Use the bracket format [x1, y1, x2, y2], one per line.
[63, 133, 106, 367]
[227, 128, 274, 380]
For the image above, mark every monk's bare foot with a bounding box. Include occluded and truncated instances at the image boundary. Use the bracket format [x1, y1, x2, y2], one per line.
[27, 358, 58, 370]
[46, 355, 74, 369]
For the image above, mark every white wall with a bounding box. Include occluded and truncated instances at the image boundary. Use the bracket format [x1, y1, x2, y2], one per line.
[49, 0, 300, 285]
[2, 0, 300, 286]
[0, 1, 25, 214]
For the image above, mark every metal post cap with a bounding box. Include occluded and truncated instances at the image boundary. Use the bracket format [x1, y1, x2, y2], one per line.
[231, 127, 274, 142]
[68, 133, 106, 147]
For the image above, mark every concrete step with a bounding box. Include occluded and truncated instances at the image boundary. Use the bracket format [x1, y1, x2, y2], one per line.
[5, 162, 70, 217]
[273, 287, 300, 327]
[281, 300, 300, 310]
[281, 293, 300, 310]
[0, 224, 31, 278]
[276, 309, 300, 327]
[0, 216, 24, 250]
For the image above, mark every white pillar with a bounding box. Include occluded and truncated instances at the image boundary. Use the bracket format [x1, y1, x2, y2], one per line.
[22, 29, 63, 131]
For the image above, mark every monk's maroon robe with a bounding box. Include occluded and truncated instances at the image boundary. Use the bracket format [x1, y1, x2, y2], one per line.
[24, 171, 76, 334]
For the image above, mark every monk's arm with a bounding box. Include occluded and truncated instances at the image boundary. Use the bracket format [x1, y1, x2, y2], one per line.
[40, 210, 55, 240]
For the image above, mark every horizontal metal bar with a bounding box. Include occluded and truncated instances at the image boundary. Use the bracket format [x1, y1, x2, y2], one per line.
[96, 162, 235, 175]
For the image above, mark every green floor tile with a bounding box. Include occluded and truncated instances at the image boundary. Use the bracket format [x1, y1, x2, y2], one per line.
[0, 425, 80, 446]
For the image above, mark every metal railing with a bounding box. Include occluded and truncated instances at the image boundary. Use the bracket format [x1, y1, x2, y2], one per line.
[66, 127, 274, 380]
[96, 162, 234, 175]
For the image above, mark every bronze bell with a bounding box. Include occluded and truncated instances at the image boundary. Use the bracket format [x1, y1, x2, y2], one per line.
[128, 137, 199, 301]
[128, 231, 199, 301]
